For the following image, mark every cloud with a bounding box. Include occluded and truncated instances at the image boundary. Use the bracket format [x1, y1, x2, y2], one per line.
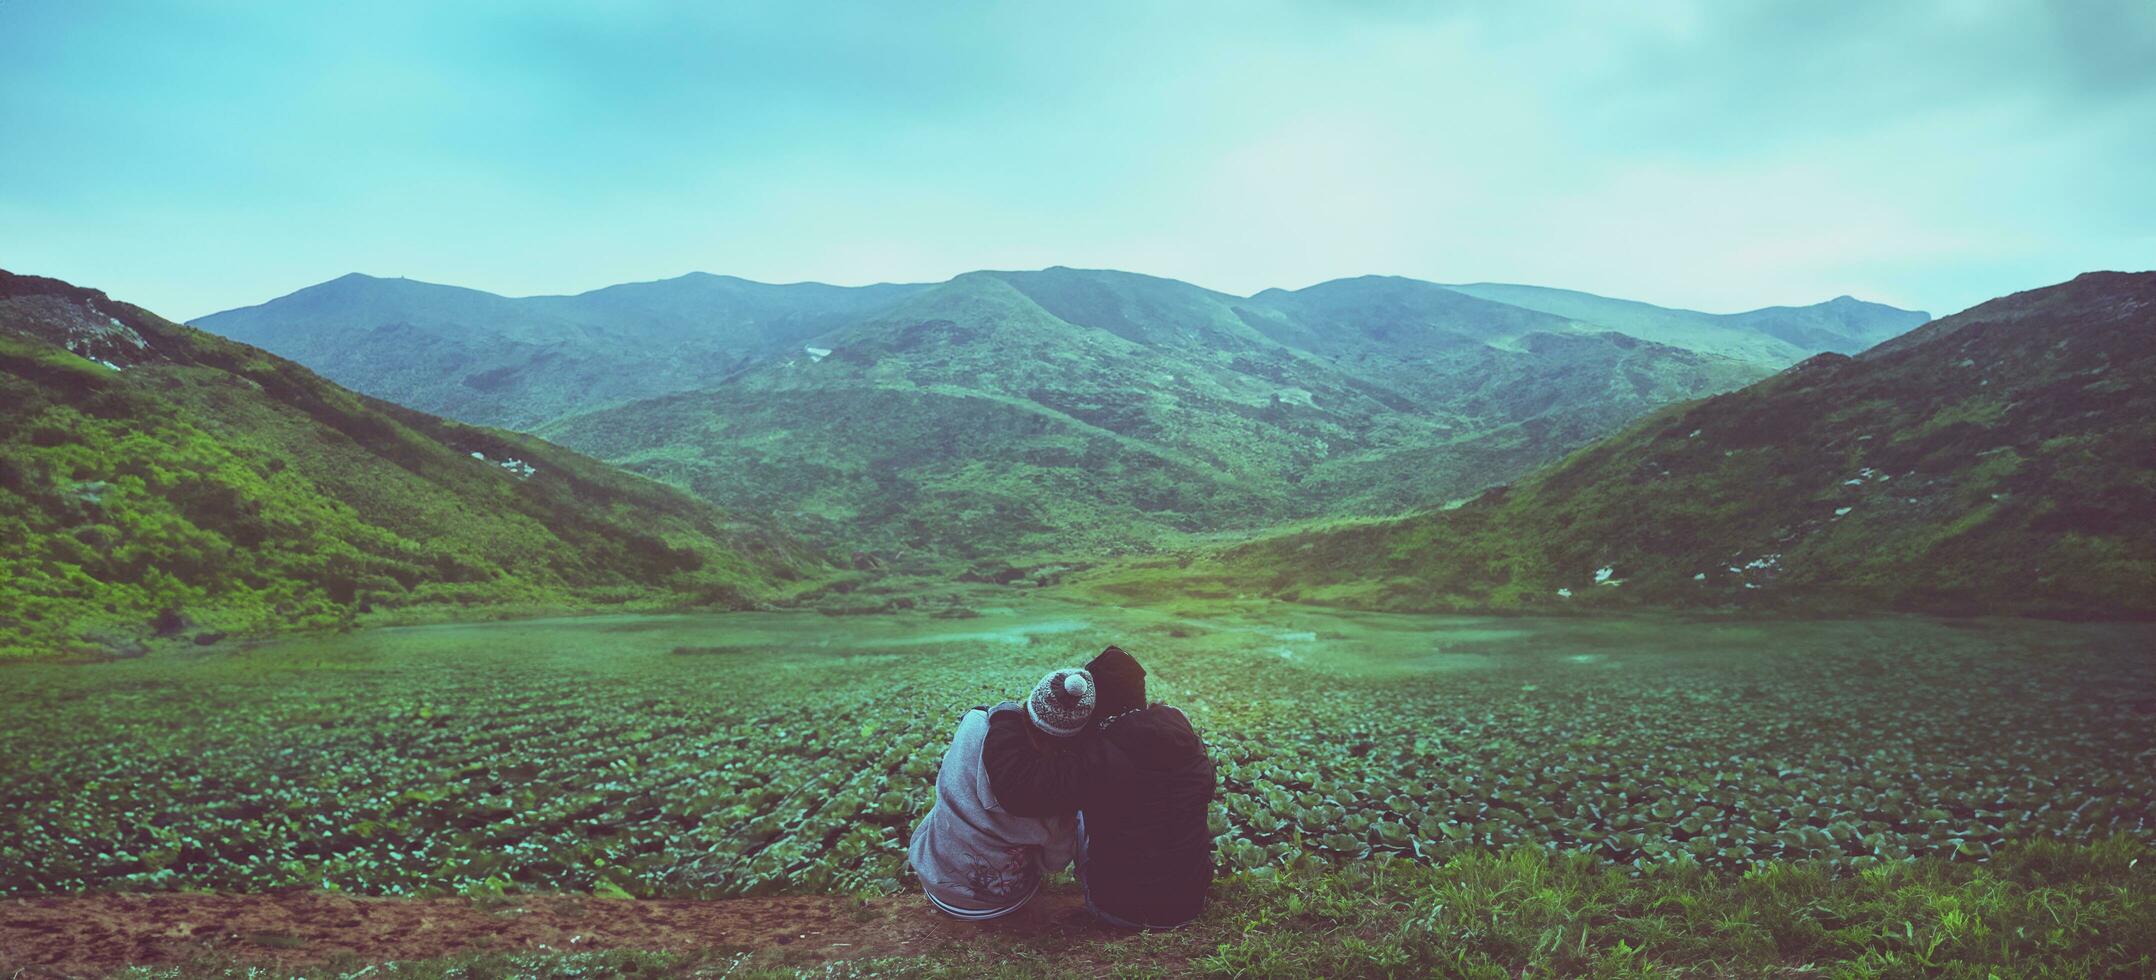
[0, 0, 2148, 319]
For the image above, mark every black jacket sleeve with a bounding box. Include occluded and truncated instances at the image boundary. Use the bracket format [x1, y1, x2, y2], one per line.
[981, 711, 1093, 817]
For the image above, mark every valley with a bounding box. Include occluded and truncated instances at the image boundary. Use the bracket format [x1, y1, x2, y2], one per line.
[196, 267, 1921, 562]
[6, 265, 2152, 977]
[8, 4, 2151, 975]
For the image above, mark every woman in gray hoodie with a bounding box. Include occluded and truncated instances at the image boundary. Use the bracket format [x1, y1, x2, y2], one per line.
[906, 668, 1095, 920]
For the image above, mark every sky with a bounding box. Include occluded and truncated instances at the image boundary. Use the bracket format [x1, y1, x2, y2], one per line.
[2, 0, 2152, 321]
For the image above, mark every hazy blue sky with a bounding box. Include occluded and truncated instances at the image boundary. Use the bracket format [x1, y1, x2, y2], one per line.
[3, 0, 2151, 320]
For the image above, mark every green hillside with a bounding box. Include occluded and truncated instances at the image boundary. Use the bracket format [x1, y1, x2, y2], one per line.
[537, 270, 1766, 563]
[192, 272, 927, 428]
[0, 270, 827, 658]
[1094, 272, 2155, 618]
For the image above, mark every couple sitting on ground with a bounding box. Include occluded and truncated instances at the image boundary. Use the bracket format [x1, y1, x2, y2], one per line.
[907, 645, 1218, 928]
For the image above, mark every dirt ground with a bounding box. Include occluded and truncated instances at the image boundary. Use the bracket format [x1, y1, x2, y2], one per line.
[0, 887, 1131, 977]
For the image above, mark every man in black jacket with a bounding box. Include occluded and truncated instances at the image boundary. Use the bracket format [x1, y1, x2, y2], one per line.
[981, 646, 1216, 928]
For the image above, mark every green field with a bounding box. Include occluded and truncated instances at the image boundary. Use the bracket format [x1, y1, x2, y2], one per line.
[4, 602, 2151, 906]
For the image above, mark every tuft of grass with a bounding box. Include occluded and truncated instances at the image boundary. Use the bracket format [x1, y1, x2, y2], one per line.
[1188, 838, 2155, 978]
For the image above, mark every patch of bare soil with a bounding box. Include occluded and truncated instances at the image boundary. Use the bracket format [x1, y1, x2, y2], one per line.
[0, 886, 1136, 977]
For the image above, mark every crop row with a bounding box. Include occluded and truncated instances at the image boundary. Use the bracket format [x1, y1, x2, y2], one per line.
[2, 627, 2150, 897]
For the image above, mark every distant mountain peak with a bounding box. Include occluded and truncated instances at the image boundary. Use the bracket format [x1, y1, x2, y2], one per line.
[665, 271, 756, 285]
[303, 271, 450, 295]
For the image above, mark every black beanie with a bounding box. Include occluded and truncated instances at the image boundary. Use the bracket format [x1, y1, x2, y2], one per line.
[1085, 645, 1147, 716]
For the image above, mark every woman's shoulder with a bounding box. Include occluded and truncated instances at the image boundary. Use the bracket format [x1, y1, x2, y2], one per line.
[1104, 704, 1203, 754]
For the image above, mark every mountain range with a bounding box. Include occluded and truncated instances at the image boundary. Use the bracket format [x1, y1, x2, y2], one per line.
[10, 261, 2149, 655]
[0, 270, 825, 657]
[194, 268, 1925, 562]
[1094, 271, 2156, 618]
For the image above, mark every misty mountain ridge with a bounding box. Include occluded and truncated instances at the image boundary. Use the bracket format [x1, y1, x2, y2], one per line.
[198, 271, 933, 428]
[1439, 282, 1930, 364]
[194, 267, 1926, 428]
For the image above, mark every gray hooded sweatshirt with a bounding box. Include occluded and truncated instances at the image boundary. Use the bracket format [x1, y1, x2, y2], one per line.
[907, 701, 1077, 910]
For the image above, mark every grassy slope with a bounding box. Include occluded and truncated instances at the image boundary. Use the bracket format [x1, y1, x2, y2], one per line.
[1085, 272, 2156, 618]
[541, 271, 1768, 564]
[0, 270, 827, 657]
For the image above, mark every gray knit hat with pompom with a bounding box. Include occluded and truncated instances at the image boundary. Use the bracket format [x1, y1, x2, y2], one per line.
[1027, 668, 1096, 738]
